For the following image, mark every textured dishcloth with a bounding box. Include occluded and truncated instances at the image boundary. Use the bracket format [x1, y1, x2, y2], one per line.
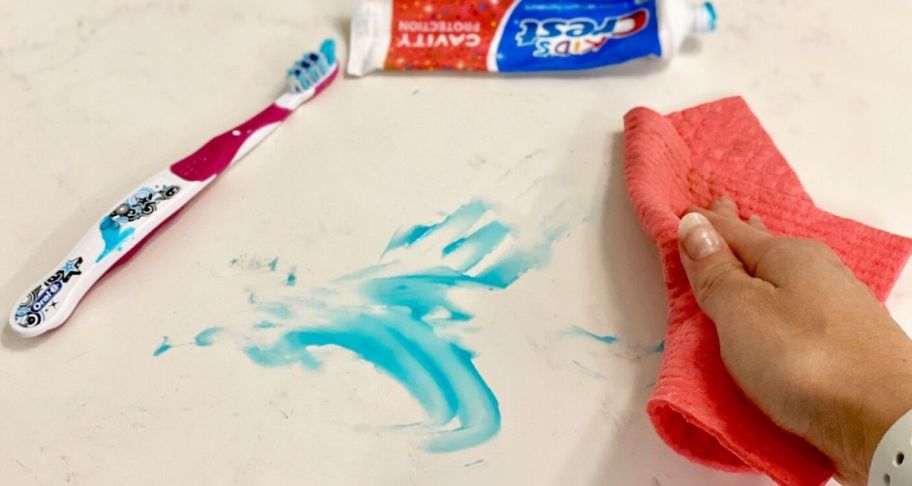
[623, 96, 912, 486]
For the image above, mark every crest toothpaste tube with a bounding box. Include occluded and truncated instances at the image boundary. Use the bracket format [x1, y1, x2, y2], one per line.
[347, 0, 717, 76]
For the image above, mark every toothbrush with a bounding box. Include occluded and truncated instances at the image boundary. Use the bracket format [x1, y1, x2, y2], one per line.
[8, 39, 339, 338]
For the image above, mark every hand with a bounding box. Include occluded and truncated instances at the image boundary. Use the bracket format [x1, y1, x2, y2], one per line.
[677, 197, 912, 485]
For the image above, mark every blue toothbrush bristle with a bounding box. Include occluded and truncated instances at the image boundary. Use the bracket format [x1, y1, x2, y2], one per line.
[320, 39, 336, 66]
[286, 38, 337, 94]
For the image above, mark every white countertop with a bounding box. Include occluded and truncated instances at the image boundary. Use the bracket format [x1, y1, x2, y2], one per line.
[1, 1, 910, 484]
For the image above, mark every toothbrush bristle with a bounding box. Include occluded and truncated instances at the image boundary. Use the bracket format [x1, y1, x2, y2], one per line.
[286, 39, 338, 94]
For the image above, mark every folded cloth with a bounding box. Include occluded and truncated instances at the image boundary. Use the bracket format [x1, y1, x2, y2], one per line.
[623, 96, 912, 486]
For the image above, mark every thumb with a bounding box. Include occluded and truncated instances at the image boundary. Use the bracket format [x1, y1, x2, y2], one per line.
[678, 212, 754, 318]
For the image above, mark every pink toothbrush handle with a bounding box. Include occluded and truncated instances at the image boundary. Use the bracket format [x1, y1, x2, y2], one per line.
[7, 103, 292, 338]
[10, 39, 340, 338]
[171, 104, 291, 181]
[122, 102, 294, 270]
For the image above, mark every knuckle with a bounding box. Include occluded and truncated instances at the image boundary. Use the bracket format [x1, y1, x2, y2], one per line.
[792, 238, 842, 268]
[771, 237, 801, 253]
[756, 237, 827, 267]
[800, 238, 833, 255]
[749, 238, 790, 272]
[695, 261, 743, 304]
[758, 237, 852, 288]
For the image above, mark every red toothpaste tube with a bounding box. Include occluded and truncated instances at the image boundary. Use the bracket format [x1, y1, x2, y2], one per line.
[348, 0, 716, 76]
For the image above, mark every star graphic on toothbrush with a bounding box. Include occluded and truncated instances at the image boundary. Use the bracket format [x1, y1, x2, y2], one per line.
[59, 257, 84, 282]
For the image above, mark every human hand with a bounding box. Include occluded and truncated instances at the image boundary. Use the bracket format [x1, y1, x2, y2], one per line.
[677, 197, 912, 485]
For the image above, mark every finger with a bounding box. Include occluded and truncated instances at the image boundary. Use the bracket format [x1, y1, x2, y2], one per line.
[678, 212, 758, 322]
[695, 208, 776, 279]
[748, 214, 769, 233]
[710, 196, 738, 218]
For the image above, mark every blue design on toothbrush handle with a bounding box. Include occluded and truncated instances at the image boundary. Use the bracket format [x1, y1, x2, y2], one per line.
[14, 257, 83, 328]
[96, 184, 181, 262]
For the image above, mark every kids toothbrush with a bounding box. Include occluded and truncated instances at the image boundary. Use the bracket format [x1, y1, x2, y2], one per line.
[8, 39, 339, 338]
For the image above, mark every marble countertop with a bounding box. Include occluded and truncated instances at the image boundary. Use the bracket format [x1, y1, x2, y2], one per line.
[1, 1, 909, 484]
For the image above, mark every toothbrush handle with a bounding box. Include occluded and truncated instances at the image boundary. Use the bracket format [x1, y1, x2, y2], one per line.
[8, 103, 291, 337]
[170, 104, 291, 181]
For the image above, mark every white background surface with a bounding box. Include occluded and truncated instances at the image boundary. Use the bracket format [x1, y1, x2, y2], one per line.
[1, 1, 911, 485]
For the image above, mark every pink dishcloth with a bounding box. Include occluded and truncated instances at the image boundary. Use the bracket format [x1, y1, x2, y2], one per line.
[623, 96, 912, 486]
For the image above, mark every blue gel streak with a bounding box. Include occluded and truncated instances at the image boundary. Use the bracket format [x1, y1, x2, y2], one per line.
[571, 326, 618, 345]
[383, 200, 488, 254]
[164, 199, 571, 453]
[153, 336, 172, 357]
[194, 327, 223, 347]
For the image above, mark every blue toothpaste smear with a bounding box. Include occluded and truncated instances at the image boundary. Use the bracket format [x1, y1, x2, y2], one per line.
[442, 221, 510, 272]
[383, 200, 488, 255]
[153, 336, 172, 357]
[157, 199, 570, 453]
[253, 320, 279, 329]
[570, 325, 666, 352]
[570, 325, 618, 345]
[194, 327, 222, 347]
[652, 339, 665, 353]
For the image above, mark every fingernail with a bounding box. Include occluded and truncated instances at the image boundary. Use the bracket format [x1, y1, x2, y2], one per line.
[679, 213, 723, 260]
[711, 196, 736, 212]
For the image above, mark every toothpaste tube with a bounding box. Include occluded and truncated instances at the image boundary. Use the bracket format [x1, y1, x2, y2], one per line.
[348, 0, 716, 76]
